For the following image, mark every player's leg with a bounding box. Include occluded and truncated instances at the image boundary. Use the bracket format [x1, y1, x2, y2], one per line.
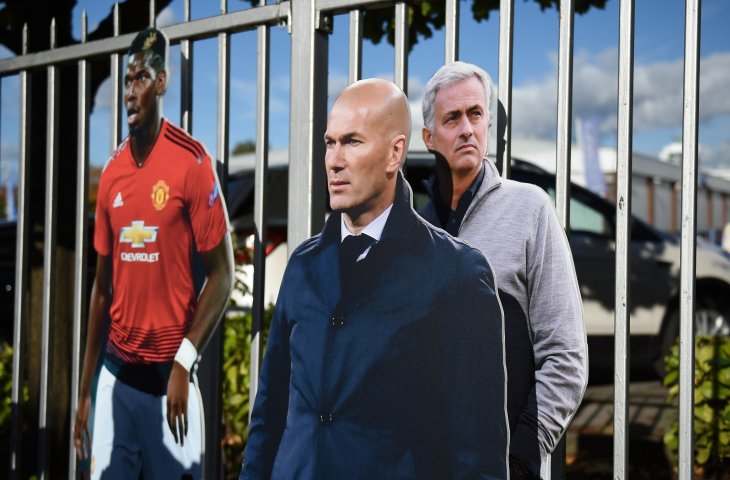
[140, 375, 203, 479]
[90, 366, 143, 480]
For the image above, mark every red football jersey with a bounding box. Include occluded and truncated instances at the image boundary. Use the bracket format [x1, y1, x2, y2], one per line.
[95, 119, 229, 364]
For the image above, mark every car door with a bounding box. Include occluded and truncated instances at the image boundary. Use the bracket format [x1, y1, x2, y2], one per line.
[542, 185, 672, 337]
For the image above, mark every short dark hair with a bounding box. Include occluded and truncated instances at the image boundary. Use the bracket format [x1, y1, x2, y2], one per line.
[128, 28, 168, 74]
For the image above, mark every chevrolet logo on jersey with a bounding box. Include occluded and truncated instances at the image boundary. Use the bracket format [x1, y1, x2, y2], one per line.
[120, 221, 158, 248]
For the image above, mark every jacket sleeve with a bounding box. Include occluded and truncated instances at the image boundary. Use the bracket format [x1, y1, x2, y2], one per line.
[511, 194, 588, 475]
[239, 276, 292, 479]
[439, 248, 508, 479]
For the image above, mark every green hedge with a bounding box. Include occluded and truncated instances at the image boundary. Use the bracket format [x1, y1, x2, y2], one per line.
[664, 336, 730, 477]
[0, 340, 28, 469]
[221, 302, 274, 477]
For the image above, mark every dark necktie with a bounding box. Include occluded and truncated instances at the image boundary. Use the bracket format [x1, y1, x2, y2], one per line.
[340, 233, 375, 290]
[340, 234, 375, 266]
[339, 234, 375, 285]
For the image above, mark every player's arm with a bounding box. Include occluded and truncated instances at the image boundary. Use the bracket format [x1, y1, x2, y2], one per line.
[166, 233, 234, 445]
[74, 253, 113, 460]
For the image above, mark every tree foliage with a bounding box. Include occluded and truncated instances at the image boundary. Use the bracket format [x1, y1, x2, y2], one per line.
[238, 0, 607, 51]
[664, 336, 730, 477]
[358, 0, 607, 50]
[232, 140, 257, 155]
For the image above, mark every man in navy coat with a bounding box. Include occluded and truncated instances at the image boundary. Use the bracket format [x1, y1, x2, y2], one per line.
[240, 78, 507, 479]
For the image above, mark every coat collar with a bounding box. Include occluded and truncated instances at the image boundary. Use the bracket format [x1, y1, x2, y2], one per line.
[316, 170, 418, 254]
[423, 158, 502, 223]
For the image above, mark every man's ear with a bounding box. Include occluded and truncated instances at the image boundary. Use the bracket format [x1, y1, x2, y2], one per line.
[422, 127, 434, 150]
[387, 134, 407, 173]
[155, 70, 168, 95]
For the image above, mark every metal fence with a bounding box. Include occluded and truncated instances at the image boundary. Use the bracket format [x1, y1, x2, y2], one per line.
[0, 0, 702, 479]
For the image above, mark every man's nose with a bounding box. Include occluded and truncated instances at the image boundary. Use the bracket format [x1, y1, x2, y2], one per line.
[458, 116, 473, 138]
[326, 144, 345, 170]
[125, 80, 139, 100]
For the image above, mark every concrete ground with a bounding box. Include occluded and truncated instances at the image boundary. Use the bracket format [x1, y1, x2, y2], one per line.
[564, 380, 677, 479]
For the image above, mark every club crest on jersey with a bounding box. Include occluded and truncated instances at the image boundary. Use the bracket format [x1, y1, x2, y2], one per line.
[120, 221, 158, 248]
[151, 180, 170, 211]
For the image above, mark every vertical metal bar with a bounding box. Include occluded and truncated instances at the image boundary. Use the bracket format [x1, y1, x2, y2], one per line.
[197, 1, 230, 476]
[250, 0, 270, 419]
[348, 10, 363, 84]
[110, 4, 122, 150]
[148, 0, 160, 145]
[10, 23, 30, 480]
[555, 0, 574, 228]
[613, 1, 634, 478]
[38, 18, 59, 480]
[550, 3, 576, 476]
[180, 0, 193, 133]
[679, 0, 701, 478]
[288, 0, 328, 251]
[498, 0, 514, 178]
[394, 2, 409, 95]
[68, 11, 89, 479]
[218, 0, 230, 177]
[444, 0, 459, 63]
[150, 0, 156, 27]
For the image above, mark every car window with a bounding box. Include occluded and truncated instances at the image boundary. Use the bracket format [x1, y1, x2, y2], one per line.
[547, 187, 613, 238]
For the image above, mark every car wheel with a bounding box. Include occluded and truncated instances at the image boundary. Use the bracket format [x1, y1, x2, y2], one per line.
[654, 296, 730, 377]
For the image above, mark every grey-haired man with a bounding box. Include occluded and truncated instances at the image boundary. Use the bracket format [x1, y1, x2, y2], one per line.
[418, 61, 587, 479]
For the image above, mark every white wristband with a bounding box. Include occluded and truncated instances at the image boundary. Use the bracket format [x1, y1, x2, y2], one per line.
[174, 338, 198, 372]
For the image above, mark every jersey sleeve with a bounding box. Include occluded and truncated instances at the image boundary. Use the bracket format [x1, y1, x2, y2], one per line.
[94, 174, 113, 256]
[185, 154, 229, 253]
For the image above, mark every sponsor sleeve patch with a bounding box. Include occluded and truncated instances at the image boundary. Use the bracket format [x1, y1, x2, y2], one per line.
[207, 183, 219, 208]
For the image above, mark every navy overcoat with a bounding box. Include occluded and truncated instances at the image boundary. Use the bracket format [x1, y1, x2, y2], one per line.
[241, 174, 507, 479]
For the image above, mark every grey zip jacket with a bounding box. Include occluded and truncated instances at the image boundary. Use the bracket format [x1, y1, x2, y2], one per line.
[420, 158, 588, 478]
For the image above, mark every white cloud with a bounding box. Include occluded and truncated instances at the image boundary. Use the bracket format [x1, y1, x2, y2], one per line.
[699, 53, 730, 119]
[1, 142, 19, 182]
[271, 75, 291, 91]
[327, 72, 423, 100]
[270, 94, 289, 114]
[511, 81, 559, 138]
[93, 77, 112, 111]
[328, 73, 349, 99]
[703, 138, 730, 168]
[157, 6, 178, 28]
[1, 142, 18, 160]
[231, 77, 257, 100]
[505, 49, 730, 140]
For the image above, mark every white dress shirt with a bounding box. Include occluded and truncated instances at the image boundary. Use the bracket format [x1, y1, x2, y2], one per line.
[340, 204, 393, 261]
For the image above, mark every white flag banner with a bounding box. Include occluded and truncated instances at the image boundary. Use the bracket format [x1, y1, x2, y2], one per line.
[580, 116, 607, 197]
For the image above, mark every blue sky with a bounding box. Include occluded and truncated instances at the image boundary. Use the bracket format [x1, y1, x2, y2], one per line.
[1, 0, 729, 185]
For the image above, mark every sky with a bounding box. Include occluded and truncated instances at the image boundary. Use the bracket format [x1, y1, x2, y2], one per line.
[1, 0, 729, 185]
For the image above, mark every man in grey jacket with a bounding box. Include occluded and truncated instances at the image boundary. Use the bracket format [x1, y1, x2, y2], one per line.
[418, 61, 587, 479]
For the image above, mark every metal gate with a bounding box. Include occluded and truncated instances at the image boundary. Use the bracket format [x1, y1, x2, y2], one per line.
[0, 0, 702, 478]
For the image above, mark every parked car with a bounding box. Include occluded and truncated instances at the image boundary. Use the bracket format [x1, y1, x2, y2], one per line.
[405, 153, 730, 374]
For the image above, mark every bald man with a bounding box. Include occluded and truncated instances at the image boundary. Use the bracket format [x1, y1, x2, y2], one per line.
[240, 79, 507, 479]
